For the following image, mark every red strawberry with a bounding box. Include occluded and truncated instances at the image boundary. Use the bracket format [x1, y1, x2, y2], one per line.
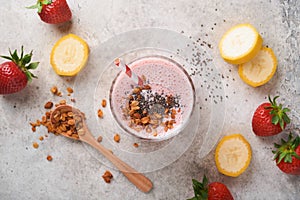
[28, 0, 72, 24]
[273, 133, 300, 175]
[252, 96, 290, 136]
[188, 175, 234, 200]
[0, 47, 39, 94]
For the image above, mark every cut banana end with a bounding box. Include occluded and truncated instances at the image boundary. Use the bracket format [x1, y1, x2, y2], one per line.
[238, 47, 277, 87]
[219, 24, 263, 65]
[215, 134, 252, 177]
[50, 34, 89, 76]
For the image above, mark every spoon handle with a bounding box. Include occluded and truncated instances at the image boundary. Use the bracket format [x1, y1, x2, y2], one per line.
[81, 133, 153, 193]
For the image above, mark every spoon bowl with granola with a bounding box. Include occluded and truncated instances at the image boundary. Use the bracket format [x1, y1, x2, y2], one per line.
[50, 104, 153, 193]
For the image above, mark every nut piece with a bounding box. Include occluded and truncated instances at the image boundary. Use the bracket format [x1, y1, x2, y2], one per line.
[51, 86, 62, 96]
[114, 134, 120, 143]
[59, 99, 66, 105]
[102, 170, 113, 183]
[101, 99, 107, 108]
[67, 87, 73, 94]
[133, 143, 139, 148]
[50, 86, 58, 94]
[47, 155, 53, 161]
[141, 116, 150, 124]
[98, 109, 103, 118]
[44, 101, 53, 109]
[97, 135, 103, 143]
[33, 142, 39, 149]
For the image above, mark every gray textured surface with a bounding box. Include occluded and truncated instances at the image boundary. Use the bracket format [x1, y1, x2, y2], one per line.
[0, 0, 300, 199]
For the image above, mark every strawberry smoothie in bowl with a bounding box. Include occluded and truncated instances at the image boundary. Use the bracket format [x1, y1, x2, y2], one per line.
[110, 55, 195, 141]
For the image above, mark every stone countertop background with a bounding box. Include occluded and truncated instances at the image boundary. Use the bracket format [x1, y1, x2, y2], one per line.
[0, 0, 299, 199]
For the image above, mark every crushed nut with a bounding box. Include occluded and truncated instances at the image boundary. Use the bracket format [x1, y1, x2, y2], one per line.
[59, 99, 66, 105]
[133, 143, 139, 148]
[98, 109, 103, 118]
[102, 170, 113, 183]
[141, 116, 150, 124]
[114, 134, 120, 143]
[47, 155, 53, 161]
[44, 101, 53, 109]
[67, 87, 73, 94]
[33, 142, 39, 149]
[97, 135, 103, 143]
[50, 86, 62, 96]
[101, 99, 107, 108]
[50, 86, 58, 94]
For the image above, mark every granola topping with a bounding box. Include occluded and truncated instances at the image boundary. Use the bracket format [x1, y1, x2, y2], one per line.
[122, 84, 181, 134]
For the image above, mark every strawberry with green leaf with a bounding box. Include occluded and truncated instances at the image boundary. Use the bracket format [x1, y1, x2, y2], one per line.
[273, 133, 300, 175]
[252, 96, 290, 136]
[0, 47, 39, 94]
[28, 0, 72, 24]
[187, 175, 234, 200]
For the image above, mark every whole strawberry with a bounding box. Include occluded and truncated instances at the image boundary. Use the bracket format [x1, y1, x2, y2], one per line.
[28, 0, 72, 24]
[187, 175, 234, 200]
[252, 96, 290, 136]
[0, 47, 39, 94]
[273, 133, 300, 175]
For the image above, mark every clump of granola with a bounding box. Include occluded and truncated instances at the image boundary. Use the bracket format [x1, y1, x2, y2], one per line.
[30, 99, 84, 140]
[122, 85, 181, 135]
[50, 86, 62, 96]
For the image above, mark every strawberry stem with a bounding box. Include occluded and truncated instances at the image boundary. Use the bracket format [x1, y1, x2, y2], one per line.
[273, 133, 300, 164]
[265, 96, 290, 130]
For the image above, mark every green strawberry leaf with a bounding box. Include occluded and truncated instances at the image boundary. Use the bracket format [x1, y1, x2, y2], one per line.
[282, 113, 291, 124]
[279, 120, 284, 130]
[272, 115, 279, 125]
[0, 55, 12, 61]
[188, 176, 209, 200]
[11, 49, 19, 62]
[23, 52, 33, 64]
[25, 71, 32, 82]
[27, 62, 39, 69]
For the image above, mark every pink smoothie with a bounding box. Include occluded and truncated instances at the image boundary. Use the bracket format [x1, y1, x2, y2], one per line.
[110, 56, 195, 140]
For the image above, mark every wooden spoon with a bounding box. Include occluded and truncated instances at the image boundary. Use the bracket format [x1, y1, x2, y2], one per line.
[50, 105, 153, 193]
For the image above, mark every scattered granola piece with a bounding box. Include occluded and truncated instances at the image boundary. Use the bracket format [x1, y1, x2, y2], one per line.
[101, 99, 107, 108]
[50, 86, 58, 94]
[102, 170, 113, 183]
[33, 142, 39, 149]
[114, 134, 120, 143]
[67, 87, 73, 94]
[59, 99, 66, 105]
[39, 136, 44, 141]
[98, 109, 103, 118]
[97, 135, 103, 143]
[44, 101, 53, 109]
[133, 143, 139, 148]
[70, 98, 76, 103]
[47, 155, 53, 161]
